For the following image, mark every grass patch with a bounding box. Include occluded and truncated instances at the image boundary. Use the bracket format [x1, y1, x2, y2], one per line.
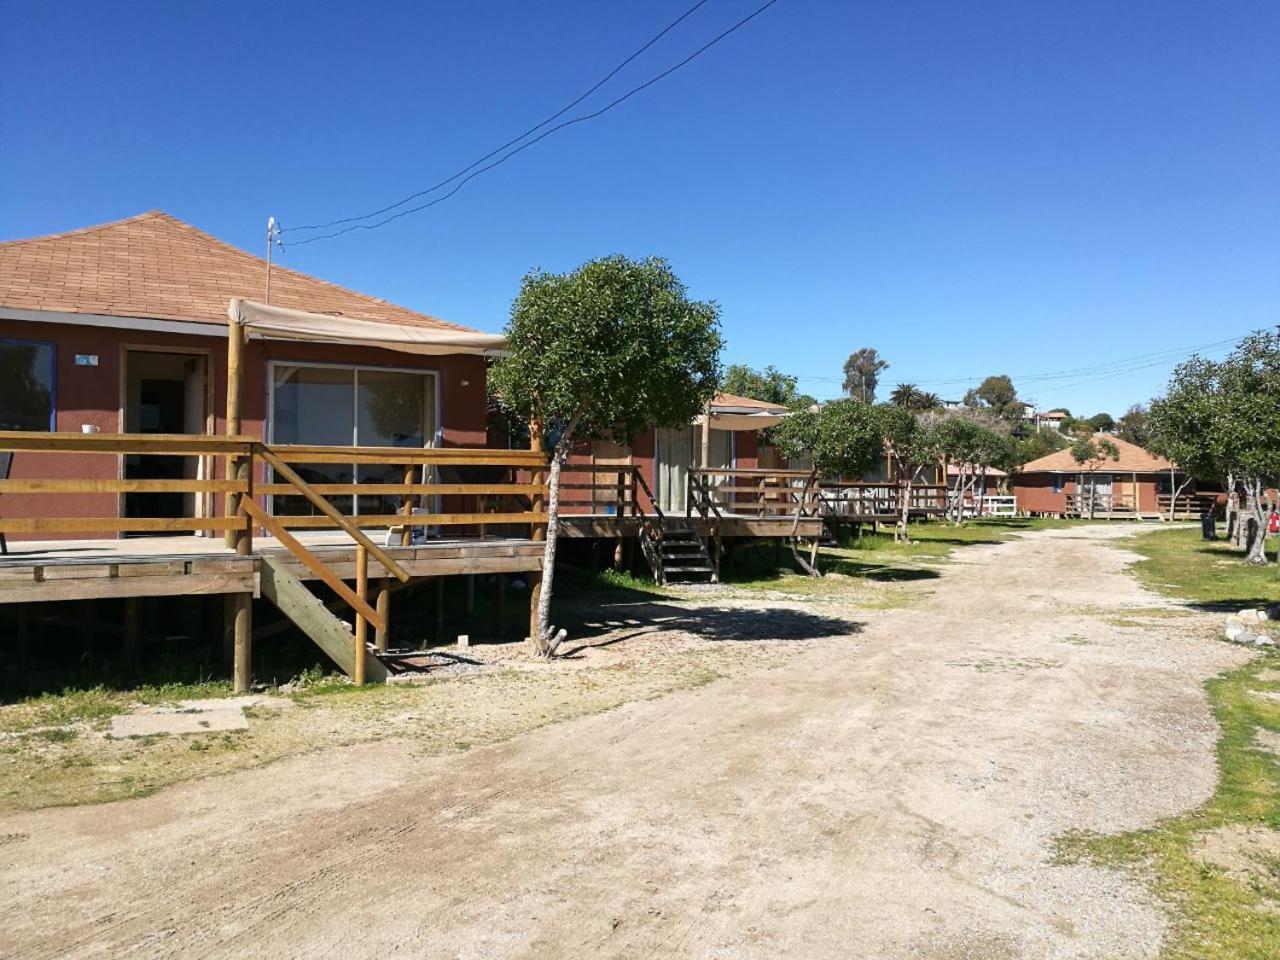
[1124, 528, 1280, 609]
[1058, 656, 1280, 958]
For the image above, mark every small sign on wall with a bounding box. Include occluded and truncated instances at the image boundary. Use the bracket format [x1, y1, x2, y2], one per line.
[74, 354, 99, 367]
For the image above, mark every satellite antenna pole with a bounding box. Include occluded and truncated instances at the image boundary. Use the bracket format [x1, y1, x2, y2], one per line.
[265, 216, 279, 305]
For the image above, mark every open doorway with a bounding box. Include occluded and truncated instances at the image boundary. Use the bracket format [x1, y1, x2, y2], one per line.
[122, 350, 208, 525]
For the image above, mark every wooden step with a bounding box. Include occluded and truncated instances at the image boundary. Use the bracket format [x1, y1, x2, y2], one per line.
[259, 556, 388, 682]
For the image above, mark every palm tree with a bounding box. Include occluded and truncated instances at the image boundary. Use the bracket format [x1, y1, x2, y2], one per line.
[889, 382, 923, 408]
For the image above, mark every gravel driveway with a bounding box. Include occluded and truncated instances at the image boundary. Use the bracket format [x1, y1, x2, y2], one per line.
[0, 525, 1244, 959]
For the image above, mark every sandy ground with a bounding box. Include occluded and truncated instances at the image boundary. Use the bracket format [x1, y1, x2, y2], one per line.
[0, 526, 1247, 959]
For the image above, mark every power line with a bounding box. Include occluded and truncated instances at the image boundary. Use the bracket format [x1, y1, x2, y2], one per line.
[287, 0, 714, 235]
[285, 0, 782, 247]
[791, 331, 1252, 390]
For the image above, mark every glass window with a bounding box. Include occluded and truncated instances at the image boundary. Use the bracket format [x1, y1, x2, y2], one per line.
[0, 340, 54, 430]
[269, 363, 436, 517]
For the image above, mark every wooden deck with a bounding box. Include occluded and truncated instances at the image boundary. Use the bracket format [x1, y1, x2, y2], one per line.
[0, 533, 543, 605]
[558, 513, 824, 540]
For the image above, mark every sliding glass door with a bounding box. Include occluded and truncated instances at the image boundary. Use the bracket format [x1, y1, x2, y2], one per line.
[269, 363, 437, 517]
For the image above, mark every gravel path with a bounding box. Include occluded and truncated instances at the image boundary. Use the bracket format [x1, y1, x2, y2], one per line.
[0, 525, 1245, 958]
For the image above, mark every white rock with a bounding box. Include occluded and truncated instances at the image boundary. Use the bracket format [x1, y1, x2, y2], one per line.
[1225, 619, 1248, 641]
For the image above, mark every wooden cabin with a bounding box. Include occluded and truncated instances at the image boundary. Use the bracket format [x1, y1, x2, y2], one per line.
[1013, 435, 1207, 519]
[0, 212, 545, 688]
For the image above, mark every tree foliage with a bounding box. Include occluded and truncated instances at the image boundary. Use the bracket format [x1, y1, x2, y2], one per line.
[1014, 426, 1070, 465]
[888, 382, 942, 411]
[842, 348, 889, 403]
[721, 363, 814, 410]
[772, 399, 882, 479]
[963, 375, 1020, 420]
[489, 255, 723, 652]
[1115, 404, 1150, 447]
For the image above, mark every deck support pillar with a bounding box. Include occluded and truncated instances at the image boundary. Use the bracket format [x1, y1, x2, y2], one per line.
[375, 579, 390, 653]
[232, 591, 252, 693]
[123, 597, 141, 671]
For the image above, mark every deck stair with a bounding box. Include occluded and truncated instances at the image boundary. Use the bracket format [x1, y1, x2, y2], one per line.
[258, 555, 389, 682]
[656, 522, 717, 584]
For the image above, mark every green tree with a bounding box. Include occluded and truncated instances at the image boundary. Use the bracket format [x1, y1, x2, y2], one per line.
[1069, 437, 1120, 519]
[721, 363, 814, 410]
[1014, 426, 1069, 465]
[936, 415, 1012, 523]
[963, 375, 1020, 420]
[888, 383, 942, 411]
[842, 348, 889, 403]
[878, 405, 945, 542]
[773, 398, 883, 479]
[489, 255, 723, 653]
[1115, 404, 1150, 447]
[1086, 412, 1115, 433]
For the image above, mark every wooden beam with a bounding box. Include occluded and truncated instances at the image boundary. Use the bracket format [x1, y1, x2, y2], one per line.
[232, 591, 252, 693]
[239, 498, 385, 631]
[258, 556, 388, 683]
[256, 447, 410, 583]
[354, 545, 368, 686]
[375, 579, 390, 653]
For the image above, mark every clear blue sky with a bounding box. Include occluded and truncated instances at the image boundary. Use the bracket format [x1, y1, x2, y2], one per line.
[3, 0, 1277, 416]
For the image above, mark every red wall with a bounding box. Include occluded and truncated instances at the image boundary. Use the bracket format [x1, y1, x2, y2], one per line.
[1013, 472, 1164, 515]
[0, 317, 488, 536]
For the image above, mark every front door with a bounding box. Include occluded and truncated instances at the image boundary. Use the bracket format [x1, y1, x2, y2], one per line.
[123, 351, 207, 526]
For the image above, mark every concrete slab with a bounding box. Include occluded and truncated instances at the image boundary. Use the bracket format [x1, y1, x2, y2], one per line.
[109, 708, 249, 739]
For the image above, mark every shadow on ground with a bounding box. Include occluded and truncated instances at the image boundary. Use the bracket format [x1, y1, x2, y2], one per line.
[556, 597, 862, 658]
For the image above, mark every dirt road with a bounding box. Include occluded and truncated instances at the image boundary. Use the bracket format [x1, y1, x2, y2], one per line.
[0, 526, 1244, 959]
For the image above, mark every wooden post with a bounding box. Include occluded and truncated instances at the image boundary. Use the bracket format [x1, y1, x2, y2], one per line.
[354, 544, 368, 686]
[232, 592, 251, 693]
[123, 597, 141, 672]
[497, 574, 506, 638]
[701, 401, 711, 468]
[224, 314, 244, 547]
[528, 416, 545, 645]
[375, 579, 390, 653]
[401, 462, 415, 546]
[436, 576, 445, 641]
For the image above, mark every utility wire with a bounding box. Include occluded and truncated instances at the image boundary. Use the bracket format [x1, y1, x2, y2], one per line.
[285, 0, 783, 247]
[792, 331, 1253, 389]
[287, 0, 714, 234]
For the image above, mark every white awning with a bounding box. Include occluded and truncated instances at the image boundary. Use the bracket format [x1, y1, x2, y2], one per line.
[228, 298, 506, 356]
[694, 410, 789, 431]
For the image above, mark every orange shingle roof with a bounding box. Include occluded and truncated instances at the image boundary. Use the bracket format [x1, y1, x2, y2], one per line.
[0, 211, 475, 332]
[1019, 435, 1174, 473]
[712, 393, 788, 412]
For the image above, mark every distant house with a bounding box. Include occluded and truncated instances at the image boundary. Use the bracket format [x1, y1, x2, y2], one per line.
[1013, 435, 1203, 519]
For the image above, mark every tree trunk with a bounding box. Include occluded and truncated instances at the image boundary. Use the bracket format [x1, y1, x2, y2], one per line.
[533, 441, 568, 653]
[977, 467, 988, 518]
[897, 472, 913, 543]
[1169, 471, 1193, 523]
[1244, 477, 1268, 565]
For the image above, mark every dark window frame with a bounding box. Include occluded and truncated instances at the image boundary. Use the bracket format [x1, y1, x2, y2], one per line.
[0, 336, 56, 431]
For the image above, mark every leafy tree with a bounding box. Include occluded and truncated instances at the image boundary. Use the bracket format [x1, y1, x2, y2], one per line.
[1115, 404, 1150, 447]
[963, 375, 1020, 420]
[1086, 412, 1115, 433]
[936, 415, 1012, 523]
[888, 383, 942, 411]
[721, 363, 814, 410]
[878, 405, 945, 542]
[772, 399, 883, 479]
[1014, 426, 1069, 465]
[1069, 437, 1120, 519]
[842, 347, 889, 403]
[489, 255, 722, 653]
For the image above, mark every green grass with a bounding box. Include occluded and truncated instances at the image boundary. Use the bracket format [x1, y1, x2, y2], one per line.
[1125, 528, 1280, 609]
[1055, 525, 1280, 957]
[1058, 658, 1280, 958]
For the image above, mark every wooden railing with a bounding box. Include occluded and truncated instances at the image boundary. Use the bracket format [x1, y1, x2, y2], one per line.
[816, 481, 949, 519]
[687, 467, 821, 520]
[0, 432, 549, 540]
[1065, 492, 1136, 515]
[0, 430, 549, 685]
[1156, 493, 1215, 518]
